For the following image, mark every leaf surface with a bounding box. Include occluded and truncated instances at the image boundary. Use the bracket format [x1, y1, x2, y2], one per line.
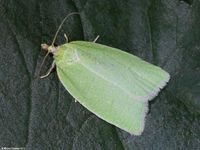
[0, 0, 199, 149]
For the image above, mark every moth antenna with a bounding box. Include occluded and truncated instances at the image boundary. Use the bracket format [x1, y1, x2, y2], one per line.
[38, 12, 79, 79]
[51, 12, 79, 46]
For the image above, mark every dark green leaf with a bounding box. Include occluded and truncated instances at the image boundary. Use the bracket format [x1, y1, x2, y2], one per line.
[0, 0, 199, 149]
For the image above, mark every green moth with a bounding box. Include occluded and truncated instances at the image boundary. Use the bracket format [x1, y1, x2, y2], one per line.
[40, 13, 170, 135]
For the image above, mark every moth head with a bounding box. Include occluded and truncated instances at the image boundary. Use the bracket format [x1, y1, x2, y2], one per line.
[41, 43, 58, 54]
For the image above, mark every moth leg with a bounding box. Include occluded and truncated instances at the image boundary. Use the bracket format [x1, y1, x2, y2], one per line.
[40, 61, 56, 79]
[75, 99, 77, 103]
[93, 35, 100, 43]
[64, 33, 69, 43]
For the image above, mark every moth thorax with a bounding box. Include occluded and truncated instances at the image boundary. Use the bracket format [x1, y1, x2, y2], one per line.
[48, 46, 58, 54]
[41, 43, 58, 54]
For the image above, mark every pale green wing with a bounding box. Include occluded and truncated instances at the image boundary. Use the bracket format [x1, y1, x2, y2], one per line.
[56, 60, 148, 135]
[54, 41, 169, 134]
[59, 41, 170, 102]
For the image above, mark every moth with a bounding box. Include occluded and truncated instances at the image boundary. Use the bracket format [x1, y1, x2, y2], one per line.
[40, 13, 170, 135]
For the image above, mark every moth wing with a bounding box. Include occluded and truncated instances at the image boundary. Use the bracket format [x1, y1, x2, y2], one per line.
[54, 41, 169, 134]
[57, 65, 148, 135]
[68, 41, 170, 102]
